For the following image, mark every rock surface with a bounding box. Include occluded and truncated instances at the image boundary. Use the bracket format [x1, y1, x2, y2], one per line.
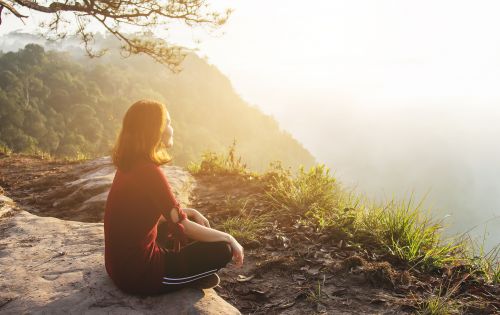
[0, 157, 240, 314]
[50, 156, 194, 222]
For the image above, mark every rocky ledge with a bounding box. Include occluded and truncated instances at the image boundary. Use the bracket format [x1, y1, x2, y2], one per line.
[0, 156, 240, 314]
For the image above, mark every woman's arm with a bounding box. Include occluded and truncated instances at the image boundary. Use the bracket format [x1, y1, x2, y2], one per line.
[165, 208, 244, 267]
[182, 207, 210, 227]
[182, 218, 231, 243]
[166, 208, 228, 242]
[145, 164, 243, 266]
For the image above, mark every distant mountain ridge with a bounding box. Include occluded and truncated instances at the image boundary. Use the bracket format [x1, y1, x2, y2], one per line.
[0, 32, 316, 171]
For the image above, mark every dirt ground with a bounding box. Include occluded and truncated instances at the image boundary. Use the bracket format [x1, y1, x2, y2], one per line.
[1, 153, 498, 314]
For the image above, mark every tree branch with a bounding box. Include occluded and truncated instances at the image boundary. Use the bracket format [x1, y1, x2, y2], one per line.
[6, 0, 231, 67]
[1, 0, 28, 18]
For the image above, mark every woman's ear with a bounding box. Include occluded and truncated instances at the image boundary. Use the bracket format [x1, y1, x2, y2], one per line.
[160, 129, 169, 145]
[164, 131, 173, 148]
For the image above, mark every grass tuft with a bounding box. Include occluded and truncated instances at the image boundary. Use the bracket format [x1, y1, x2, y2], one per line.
[218, 215, 267, 244]
[263, 164, 337, 216]
[217, 196, 268, 244]
[187, 139, 256, 177]
[417, 295, 461, 315]
[188, 144, 499, 281]
[363, 196, 462, 270]
[0, 142, 12, 155]
[306, 274, 327, 304]
[460, 227, 500, 283]
[416, 276, 465, 315]
[263, 162, 463, 271]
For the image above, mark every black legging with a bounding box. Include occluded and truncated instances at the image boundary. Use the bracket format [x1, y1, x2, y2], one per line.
[157, 221, 232, 292]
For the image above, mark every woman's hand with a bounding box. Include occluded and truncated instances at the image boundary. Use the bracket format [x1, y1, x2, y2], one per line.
[182, 208, 210, 228]
[228, 235, 244, 267]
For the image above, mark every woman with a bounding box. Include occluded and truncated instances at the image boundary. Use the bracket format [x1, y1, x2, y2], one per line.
[104, 99, 244, 296]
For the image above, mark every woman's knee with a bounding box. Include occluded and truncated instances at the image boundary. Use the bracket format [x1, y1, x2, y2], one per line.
[214, 241, 232, 265]
[224, 242, 232, 263]
[185, 241, 232, 268]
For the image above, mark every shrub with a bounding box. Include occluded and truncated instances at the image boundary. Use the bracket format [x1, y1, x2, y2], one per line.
[357, 196, 462, 270]
[264, 164, 337, 216]
[187, 139, 255, 177]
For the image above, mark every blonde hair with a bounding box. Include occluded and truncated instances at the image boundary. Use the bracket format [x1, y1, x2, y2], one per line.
[112, 99, 172, 171]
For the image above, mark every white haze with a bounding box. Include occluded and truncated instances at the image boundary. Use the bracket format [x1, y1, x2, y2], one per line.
[197, 0, 500, 250]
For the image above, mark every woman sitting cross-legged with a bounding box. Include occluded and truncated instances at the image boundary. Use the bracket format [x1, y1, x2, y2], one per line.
[104, 99, 244, 296]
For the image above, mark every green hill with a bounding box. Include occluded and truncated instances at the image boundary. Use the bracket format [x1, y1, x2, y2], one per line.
[0, 43, 316, 171]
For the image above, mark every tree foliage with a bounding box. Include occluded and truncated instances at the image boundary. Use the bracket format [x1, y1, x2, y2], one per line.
[0, 43, 316, 171]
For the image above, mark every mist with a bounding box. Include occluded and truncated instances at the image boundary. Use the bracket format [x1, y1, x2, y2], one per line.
[269, 98, 500, 251]
[191, 0, 500, 250]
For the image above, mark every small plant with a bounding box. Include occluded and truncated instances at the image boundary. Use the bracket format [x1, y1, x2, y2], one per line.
[217, 196, 268, 243]
[37, 151, 54, 160]
[28, 148, 55, 160]
[219, 215, 267, 244]
[187, 139, 256, 177]
[305, 189, 362, 232]
[368, 196, 461, 270]
[62, 151, 91, 162]
[264, 164, 337, 216]
[306, 274, 327, 304]
[418, 295, 460, 315]
[186, 161, 201, 173]
[0, 142, 12, 155]
[416, 276, 465, 315]
[222, 195, 252, 215]
[461, 226, 500, 284]
[259, 160, 292, 185]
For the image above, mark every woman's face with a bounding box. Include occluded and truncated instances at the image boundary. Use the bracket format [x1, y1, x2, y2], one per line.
[162, 112, 174, 148]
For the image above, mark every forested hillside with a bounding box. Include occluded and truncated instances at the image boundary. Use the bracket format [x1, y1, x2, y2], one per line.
[0, 43, 316, 171]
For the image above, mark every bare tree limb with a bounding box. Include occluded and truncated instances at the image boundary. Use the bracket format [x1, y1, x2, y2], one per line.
[1, 0, 28, 18]
[4, 0, 232, 69]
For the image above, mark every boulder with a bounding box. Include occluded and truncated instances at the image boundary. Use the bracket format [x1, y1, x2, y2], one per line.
[43, 156, 194, 222]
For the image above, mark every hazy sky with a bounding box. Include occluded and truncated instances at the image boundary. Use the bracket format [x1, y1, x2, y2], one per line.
[197, 0, 500, 110]
[2, 0, 500, 247]
[4, 1, 500, 111]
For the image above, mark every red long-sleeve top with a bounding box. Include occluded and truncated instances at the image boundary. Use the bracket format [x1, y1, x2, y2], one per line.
[104, 159, 188, 295]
